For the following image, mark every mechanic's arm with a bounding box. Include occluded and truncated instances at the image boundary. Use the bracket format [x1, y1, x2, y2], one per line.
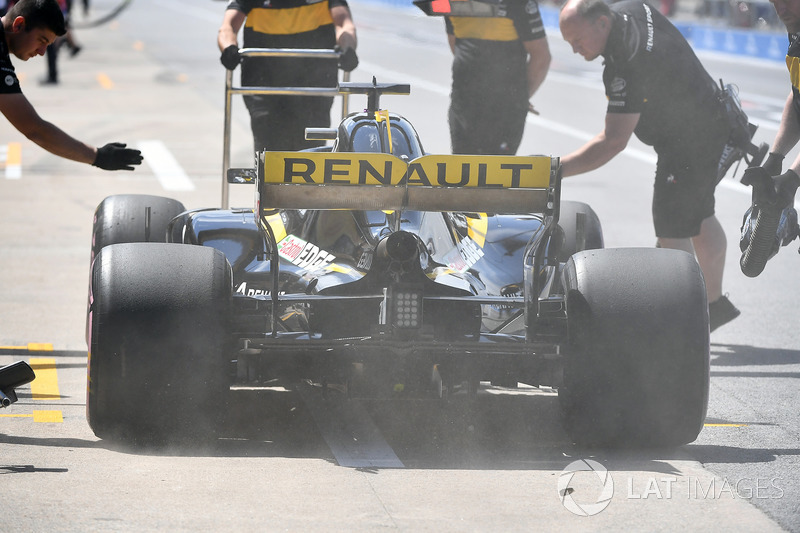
[218, 8, 245, 52]
[331, 5, 357, 52]
[523, 38, 550, 99]
[560, 112, 639, 177]
[1, 93, 94, 164]
[764, 92, 800, 175]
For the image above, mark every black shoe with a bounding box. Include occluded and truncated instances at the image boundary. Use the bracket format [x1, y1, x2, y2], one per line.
[39, 77, 58, 85]
[70, 46, 82, 58]
[709, 295, 740, 332]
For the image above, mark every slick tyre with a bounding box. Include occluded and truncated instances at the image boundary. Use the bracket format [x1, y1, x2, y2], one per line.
[87, 195, 186, 343]
[91, 194, 186, 261]
[556, 201, 604, 262]
[559, 248, 709, 448]
[87, 243, 232, 445]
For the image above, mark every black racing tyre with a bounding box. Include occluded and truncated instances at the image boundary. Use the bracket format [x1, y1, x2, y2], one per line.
[87, 243, 232, 445]
[740, 205, 782, 278]
[91, 194, 186, 262]
[556, 201, 604, 262]
[559, 248, 709, 448]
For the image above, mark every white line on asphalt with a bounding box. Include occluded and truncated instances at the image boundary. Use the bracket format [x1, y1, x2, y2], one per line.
[298, 382, 405, 469]
[138, 140, 195, 191]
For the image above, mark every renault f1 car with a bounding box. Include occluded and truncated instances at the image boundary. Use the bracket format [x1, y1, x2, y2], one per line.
[86, 79, 710, 448]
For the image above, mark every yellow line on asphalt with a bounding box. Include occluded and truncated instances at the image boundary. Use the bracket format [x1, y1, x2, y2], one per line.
[704, 423, 748, 427]
[0, 411, 63, 423]
[0, 343, 54, 351]
[33, 410, 63, 423]
[29, 357, 60, 400]
[97, 73, 114, 90]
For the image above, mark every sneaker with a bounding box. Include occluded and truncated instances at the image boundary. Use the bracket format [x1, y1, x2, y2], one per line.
[709, 295, 740, 332]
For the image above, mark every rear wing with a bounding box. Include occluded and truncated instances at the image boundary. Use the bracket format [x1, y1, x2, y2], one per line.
[251, 152, 561, 216]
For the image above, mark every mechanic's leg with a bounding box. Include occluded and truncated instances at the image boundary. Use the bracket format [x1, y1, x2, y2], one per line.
[657, 214, 725, 303]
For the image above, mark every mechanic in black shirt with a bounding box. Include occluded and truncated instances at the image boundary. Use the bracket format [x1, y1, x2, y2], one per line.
[446, 0, 551, 155]
[558, 0, 739, 332]
[0, 0, 142, 170]
[757, 0, 800, 209]
[217, 0, 357, 153]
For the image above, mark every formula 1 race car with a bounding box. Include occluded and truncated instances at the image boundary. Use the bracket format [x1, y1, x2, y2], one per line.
[85, 77, 710, 449]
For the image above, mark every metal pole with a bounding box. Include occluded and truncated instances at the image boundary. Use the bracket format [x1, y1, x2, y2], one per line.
[222, 68, 234, 209]
[221, 48, 347, 209]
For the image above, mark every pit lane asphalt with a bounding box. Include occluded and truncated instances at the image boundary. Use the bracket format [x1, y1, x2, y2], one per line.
[0, 0, 797, 530]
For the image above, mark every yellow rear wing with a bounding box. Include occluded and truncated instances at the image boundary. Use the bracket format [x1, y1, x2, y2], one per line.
[255, 152, 560, 215]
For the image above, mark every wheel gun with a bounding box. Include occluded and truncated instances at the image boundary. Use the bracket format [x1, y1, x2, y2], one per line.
[0, 361, 36, 407]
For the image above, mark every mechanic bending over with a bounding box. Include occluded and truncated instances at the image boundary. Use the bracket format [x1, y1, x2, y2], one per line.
[445, 0, 551, 155]
[755, 0, 800, 217]
[217, 0, 358, 153]
[558, 0, 741, 332]
[0, 0, 142, 170]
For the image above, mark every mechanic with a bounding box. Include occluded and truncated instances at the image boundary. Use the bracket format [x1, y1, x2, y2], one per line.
[217, 0, 358, 153]
[756, 0, 800, 212]
[445, 0, 551, 155]
[0, 0, 142, 170]
[558, 0, 740, 332]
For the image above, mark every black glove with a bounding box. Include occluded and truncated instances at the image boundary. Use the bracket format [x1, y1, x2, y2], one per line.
[762, 152, 784, 176]
[774, 169, 800, 209]
[337, 46, 358, 72]
[93, 143, 143, 171]
[220, 44, 241, 71]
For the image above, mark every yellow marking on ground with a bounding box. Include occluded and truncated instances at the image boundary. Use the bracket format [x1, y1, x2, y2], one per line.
[0, 343, 53, 351]
[704, 423, 748, 427]
[177, 73, 188, 83]
[133, 40, 145, 51]
[6, 142, 20, 165]
[97, 73, 114, 90]
[0, 412, 63, 423]
[4, 142, 21, 179]
[33, 410, 63, 423]
[27, 343, 53, 351]
[29, 358, 60, 400]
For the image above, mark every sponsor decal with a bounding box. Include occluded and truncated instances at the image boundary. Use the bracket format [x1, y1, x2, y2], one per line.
[262, 152, 552, 189]
[356, 251, 373, 271]
[525, 0, 539, 15]
[643, 3, 655, 52]
[442, 236, 484, 273]
[277, 234, 335, 272]
[235, 282, 275, 296]
[610, 77, 626, 93]
[4, 74, 14, 87]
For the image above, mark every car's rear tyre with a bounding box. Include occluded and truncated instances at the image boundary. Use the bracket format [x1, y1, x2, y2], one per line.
[87, 195, 187, 344]
[87, 243, 232, 445]
[556, 201, 604, 262]
[559, 248, 709, 448]
[91, 194, 186, 260]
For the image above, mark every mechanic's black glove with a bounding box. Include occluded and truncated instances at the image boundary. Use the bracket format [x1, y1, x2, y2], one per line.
[337, 46, 358, 72]
[220, 44, 241, 71]
[93, 143, 143, 171]
[762, 152, 784, 176]
[774, 169, 800, 209]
